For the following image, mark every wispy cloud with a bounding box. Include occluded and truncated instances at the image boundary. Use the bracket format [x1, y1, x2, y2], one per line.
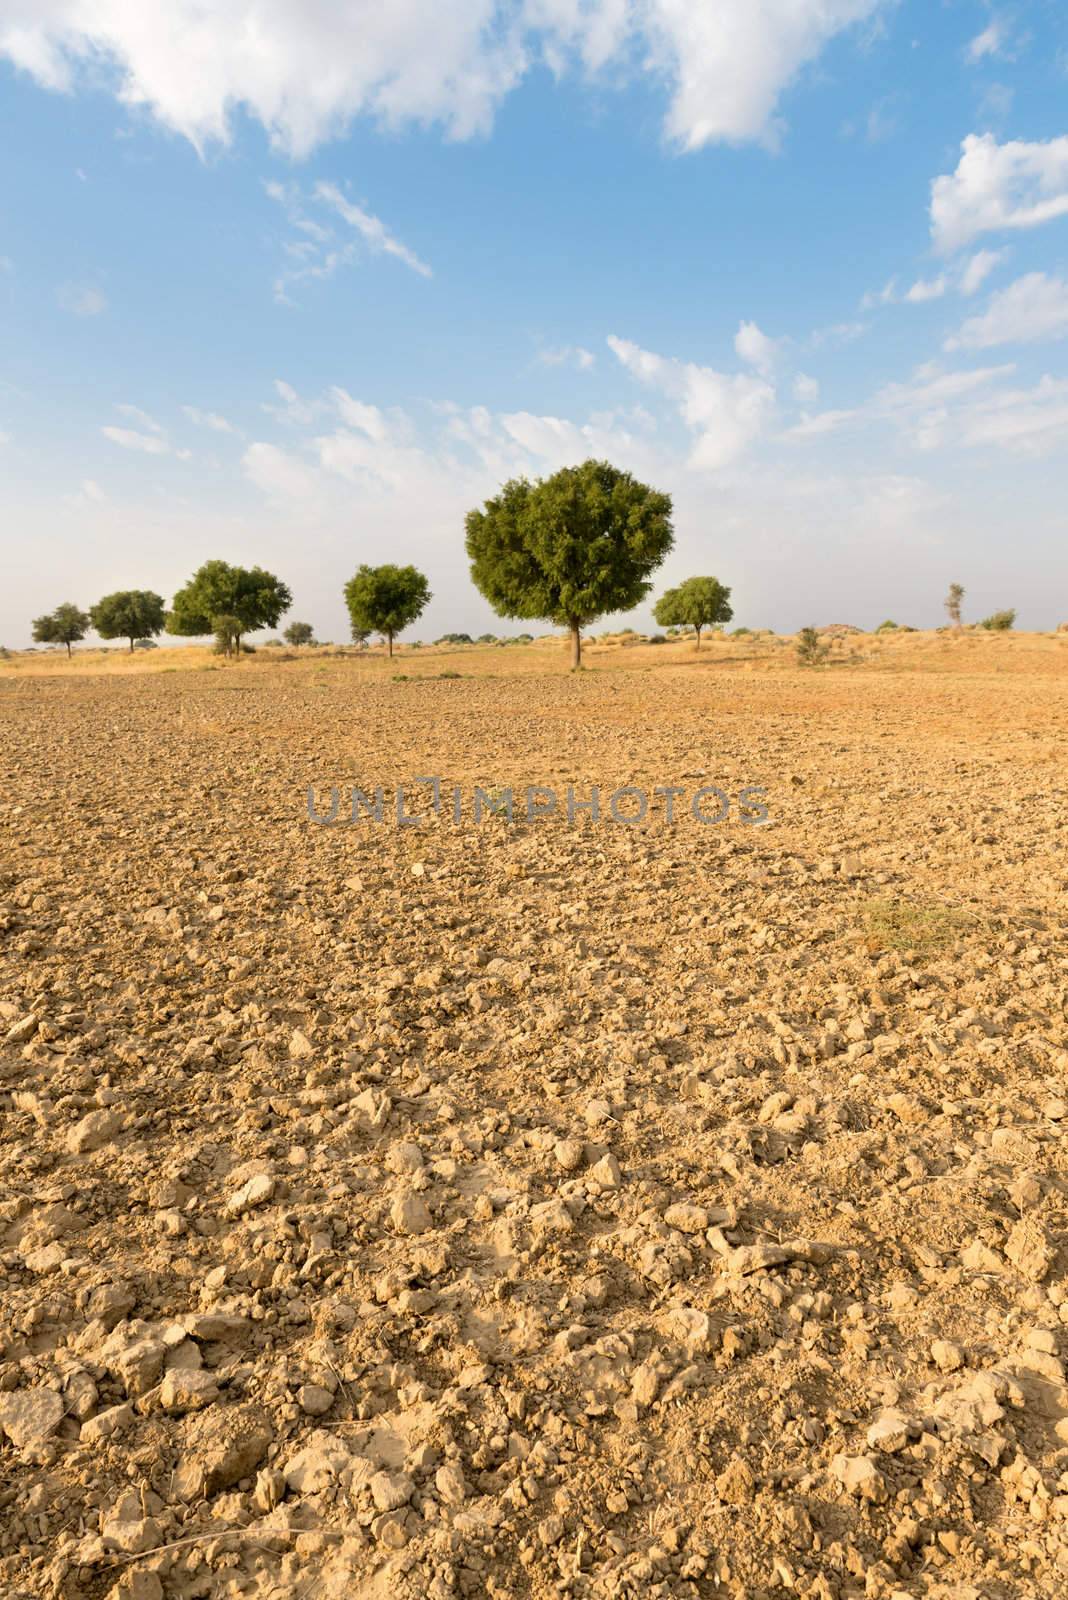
[58, 283, 107, 316]
[265, 178, 431, 303]
[101, 404, 191, 458]
[183, 405, 237, 434]
[537, 345, 596, 371]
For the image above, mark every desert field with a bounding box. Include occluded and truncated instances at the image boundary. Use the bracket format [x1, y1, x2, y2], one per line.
[1, 632, 1067, 1600]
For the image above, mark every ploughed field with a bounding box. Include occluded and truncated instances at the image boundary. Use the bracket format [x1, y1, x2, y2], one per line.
[0, 636, 1067, 1600]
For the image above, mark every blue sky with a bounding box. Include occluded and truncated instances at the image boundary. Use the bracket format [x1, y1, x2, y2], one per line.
[2, 0, 1067, 645]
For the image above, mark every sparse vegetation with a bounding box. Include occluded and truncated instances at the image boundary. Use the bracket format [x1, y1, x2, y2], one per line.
[343, 563, 431, 658]
[860, 896, 974, 959]
[945, 582, 965, 630]
[31, 602, 90, 657]
[284, 621, 316, 646]
[796, 626, 830, 666]
[90, 590, 166, 651]
[465, 458, 673, 669]
[167, 560, 292, 656]
[980, 608, 1016, 631]
[653, 575, 732, 647]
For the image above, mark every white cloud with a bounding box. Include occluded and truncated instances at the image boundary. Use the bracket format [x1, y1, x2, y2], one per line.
[793, 373, 820, 405]
[945, 272, 1068, 350]
[57, 282, 106, 316]
[607, 333, 775, 469]
[0, 0, 887, 158]
[904, 275, 948, 303]
[734, 320, 781, 377]
[242, 441, 322, 498]
[931, 133, 1068, 253]
[101, 405, 191, 458]
[959, 376, 1068, 454]
[860, 279, 897, 310]
[786, 408, 855, 438]
[965, 21, 1006, 64]
[959, 247, 1006, 295]
[538, 345, 596, 370]
[265, 179, 430, 302]
[314, 181, 432, 278]
[183, 405, 235, 434]
[101, 426, 171, 454]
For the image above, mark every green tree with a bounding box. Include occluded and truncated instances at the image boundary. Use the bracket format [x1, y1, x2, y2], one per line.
[979, 608, 1016, 631]
[212, 615, 242, 657]
[796, 626, 830, 666]
[465, 458, 673, 669]
[89, 590, 166, 652]
[32, 602, 90, 658]
[653, 576, 732, 648]
[166, 560, 292, 655]
[945, 582, 965, 629]
[343, 564, 431, 658]
[284, 621, 316, 646]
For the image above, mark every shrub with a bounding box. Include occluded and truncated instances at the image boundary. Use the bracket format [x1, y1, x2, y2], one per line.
[796, 627, 830, 666]
[979, 609, 1016, 631]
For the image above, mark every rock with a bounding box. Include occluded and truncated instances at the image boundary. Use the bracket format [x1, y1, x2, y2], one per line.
[831, 1453, 889, 1502]
[931, 1339, 965, 1373]
[226, 1172, 275, 1215]
[298, 1383, 334, 1416]
[390, 1191, 431, 1235]
[961, 1240, 1003, 1273]
[664, 1202, 710, 1234]
[0, 1387, 64, 1451]
[587, 1152, 622, 1189]
[81, 1402, 135, 1444]
[385, 1141, 425, 1175]
[283, 1432, 353, 1493]
[102, 1515, 163, 1554]
[715, 1454, 756, 1505]
[554, 1139, 585, 1172]
[67, 1107, 122, 1153]
[435, 1462, 469, 1504]
[289, 1028, 315, 1059]
[159, 1368, 220, 1413]
[1005, 1218, 1055, 1282]
[113, 1573, 164, 1600]
[658, 1305, 716, 1356]
[170, 1404, 272, 1501]
[867, 1408, 912, 1453]
[370, 1470, 415, 1512]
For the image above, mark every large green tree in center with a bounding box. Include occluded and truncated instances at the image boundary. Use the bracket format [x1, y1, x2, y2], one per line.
[166, 560, 292, 655]
[465, 459, 674, 668]
[343, 564, 431, 657]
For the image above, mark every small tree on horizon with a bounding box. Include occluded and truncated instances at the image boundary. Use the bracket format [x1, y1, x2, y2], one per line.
[32, 602, 90, 658]
[945, 582, 965, 630]
[167, 560, 292, 656]
[654, 576, 733, 648]
[343, 564, 431, 658]
[90, 590, 166, 652]
[284, 621, 316, 646]
[465, 458, 673, 669]
[797, 627, 830, 666]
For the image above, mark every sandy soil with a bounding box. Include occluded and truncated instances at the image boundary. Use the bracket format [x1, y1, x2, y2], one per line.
[1, 634, 1066, 1600]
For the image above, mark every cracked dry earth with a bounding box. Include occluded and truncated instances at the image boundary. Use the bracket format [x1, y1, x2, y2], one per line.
[1, 642, 1067, 1600]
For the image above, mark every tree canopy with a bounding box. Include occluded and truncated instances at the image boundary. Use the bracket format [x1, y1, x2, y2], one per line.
[343, 564, 431, 657]
[284, 621, 316, 646]
[32, 602, 90, 657]
[90, 590, 166, 651]
[167, 561, 292, 651]
[465, 458, 673, 668]
[653, 576, 733, 647]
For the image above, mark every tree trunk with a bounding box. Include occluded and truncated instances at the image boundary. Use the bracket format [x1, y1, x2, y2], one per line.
[695, 626, 702, 649]
[387, 632, 394, 658]
[66, 640, 72, 658]
[129, 637, 135, 652]
[570, 622, 581, 670]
